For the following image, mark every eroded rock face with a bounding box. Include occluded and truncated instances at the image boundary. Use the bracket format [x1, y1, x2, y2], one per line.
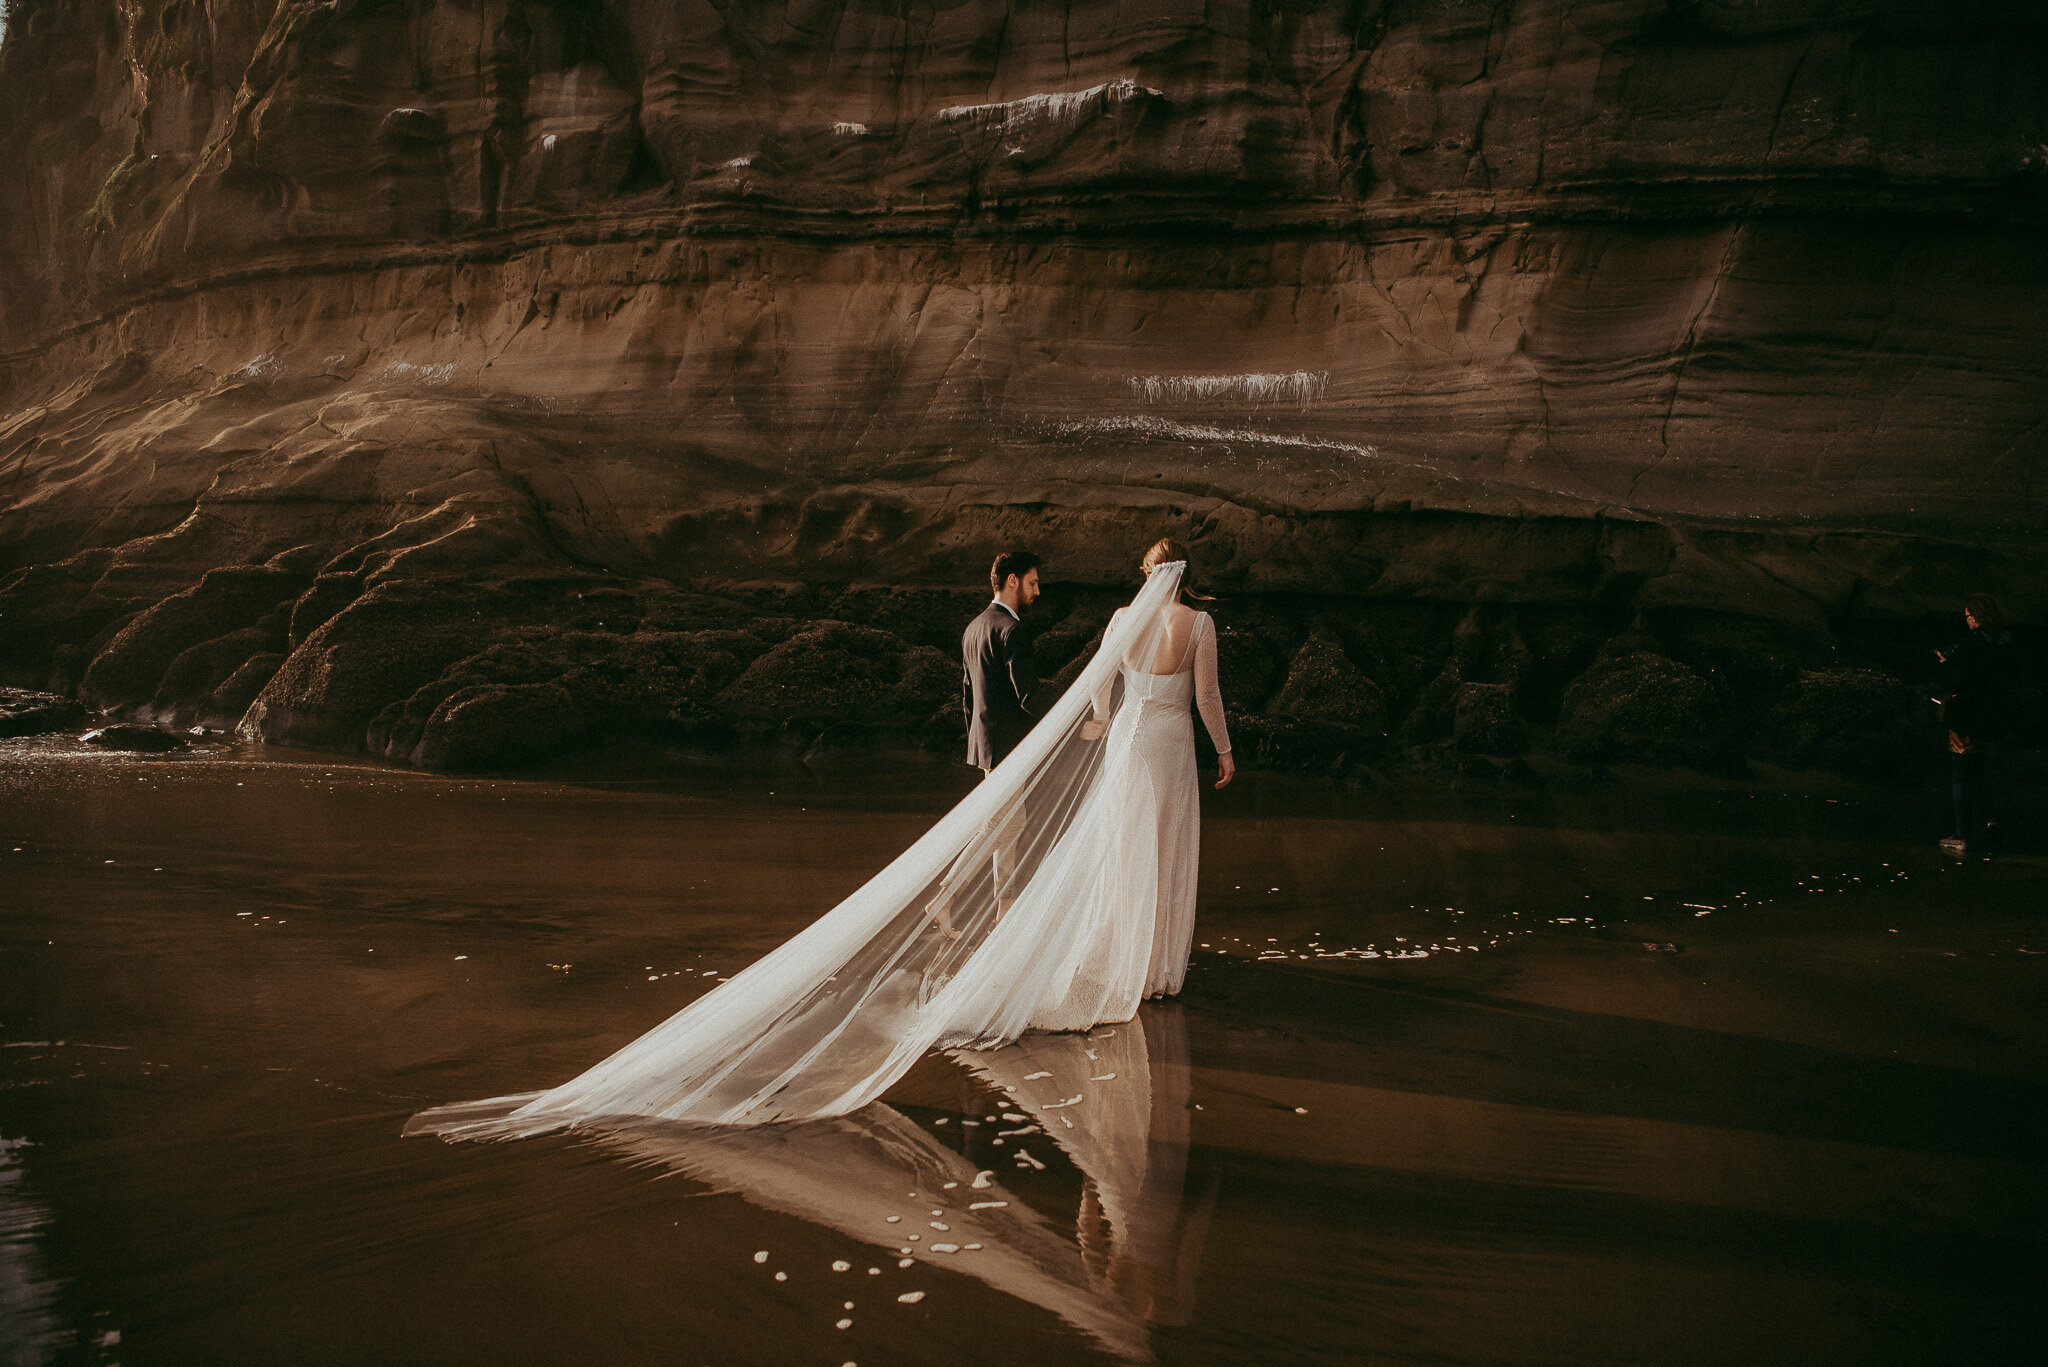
[0, 1, 2042, 777]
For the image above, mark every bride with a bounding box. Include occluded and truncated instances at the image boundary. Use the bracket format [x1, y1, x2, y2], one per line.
[407, 539, 1235, 1139]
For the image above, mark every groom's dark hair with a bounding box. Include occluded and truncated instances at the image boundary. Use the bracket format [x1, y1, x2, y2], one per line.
[989, 550, 1041, 595]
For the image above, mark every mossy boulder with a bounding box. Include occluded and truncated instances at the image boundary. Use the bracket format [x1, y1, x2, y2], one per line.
[1556, 651, 1733, 769]
[1213, 627, 1284, 710]
[1269, 632, 1389, 732]
[718, 621, 949, 723]
[412, 682, 583, 770]
[81, 565, 308, 710]
[0, 547, 127, 685]
[208, 653, 286, 721]
[152, 627, 282, 721]
[287, 573, 367, 645]
[822, 586, 990, 654]
[1453, 682, 1528, 756]
[1750, 668, 1932, 782]
[244, 581, 514, 749]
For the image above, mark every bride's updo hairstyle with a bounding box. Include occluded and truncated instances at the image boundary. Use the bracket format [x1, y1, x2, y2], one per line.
[1140, 537, 1216, 605]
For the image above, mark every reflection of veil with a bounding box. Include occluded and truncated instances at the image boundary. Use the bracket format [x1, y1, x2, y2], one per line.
[410, 564, 1191, 1137]
[957, 1004, 1208, 1328]
[590, 1106, 1153, 1361]
[582, 1008, 1202, 1362]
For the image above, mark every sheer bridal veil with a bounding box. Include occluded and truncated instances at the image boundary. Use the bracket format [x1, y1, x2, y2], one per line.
[407, 562, 1192, 1138]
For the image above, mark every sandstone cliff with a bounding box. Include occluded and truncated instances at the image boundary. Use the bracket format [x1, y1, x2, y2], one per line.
[1, 1, 2043, 776]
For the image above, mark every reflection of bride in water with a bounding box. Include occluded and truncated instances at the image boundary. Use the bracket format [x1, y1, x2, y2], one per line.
[409, 543, 1232, 1137]
[586, 1006, 1208, 1362]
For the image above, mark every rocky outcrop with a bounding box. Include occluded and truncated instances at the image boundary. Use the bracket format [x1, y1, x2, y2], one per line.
[81, 724, 185, 752]
[1749, 667, 1931, 784]
[0, 687, 87, 737]
[1554, 642, 1735, 770]
[0, 2, 2043, 778]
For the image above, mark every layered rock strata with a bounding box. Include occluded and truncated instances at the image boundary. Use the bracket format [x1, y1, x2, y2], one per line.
[1, 1, 2043, 779]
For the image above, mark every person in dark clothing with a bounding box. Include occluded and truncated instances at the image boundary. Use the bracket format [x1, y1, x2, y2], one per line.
[928, 550, 1044, 938]
[1937, 593, 2014, 856]
[961, 550, 1042, 772]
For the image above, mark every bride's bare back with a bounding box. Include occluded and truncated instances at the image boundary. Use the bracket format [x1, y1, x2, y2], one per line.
[1131, 602, 1201, 675]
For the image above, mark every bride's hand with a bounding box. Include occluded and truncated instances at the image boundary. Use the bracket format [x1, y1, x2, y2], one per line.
[1214, 752, 1236, 788]
[1080, 720, 1106, 741]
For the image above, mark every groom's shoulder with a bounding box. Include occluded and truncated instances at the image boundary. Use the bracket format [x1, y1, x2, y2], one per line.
[968, 604, 1031, 647]
[963, 602, 1003, 643]
[992, 607, 1032, 642]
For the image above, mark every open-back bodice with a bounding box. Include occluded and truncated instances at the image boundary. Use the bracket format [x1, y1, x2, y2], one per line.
[1104, 609, 1230, 754]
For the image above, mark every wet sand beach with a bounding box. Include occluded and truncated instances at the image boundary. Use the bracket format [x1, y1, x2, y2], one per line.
[2, 738, 2044, 1366]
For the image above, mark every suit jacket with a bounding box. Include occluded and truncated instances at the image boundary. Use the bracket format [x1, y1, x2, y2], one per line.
[962, 602, 1038, 770]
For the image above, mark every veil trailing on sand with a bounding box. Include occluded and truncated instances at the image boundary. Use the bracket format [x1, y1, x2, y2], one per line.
[407, 562, 1192, 1137]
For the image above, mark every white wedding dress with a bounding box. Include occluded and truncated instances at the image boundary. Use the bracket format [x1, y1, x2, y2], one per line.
[407, 562, 1232, 1138]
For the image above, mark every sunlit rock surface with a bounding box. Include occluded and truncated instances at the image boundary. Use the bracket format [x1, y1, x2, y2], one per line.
[1, 1, 2043, 776]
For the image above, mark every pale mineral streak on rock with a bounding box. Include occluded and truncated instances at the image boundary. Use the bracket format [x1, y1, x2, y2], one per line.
[935, 79, 1163, 128]
[1124, 372, 1329, 410]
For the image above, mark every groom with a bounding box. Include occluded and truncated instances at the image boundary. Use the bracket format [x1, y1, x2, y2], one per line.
[927, 550, 1040, 938]
[961, 549, 1042, 773]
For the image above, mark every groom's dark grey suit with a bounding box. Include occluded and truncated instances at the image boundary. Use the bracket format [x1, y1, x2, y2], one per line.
[961, 600, 1038, 771]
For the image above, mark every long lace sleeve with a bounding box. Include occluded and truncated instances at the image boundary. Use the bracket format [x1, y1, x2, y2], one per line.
[1194, 614, 1231, 755]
